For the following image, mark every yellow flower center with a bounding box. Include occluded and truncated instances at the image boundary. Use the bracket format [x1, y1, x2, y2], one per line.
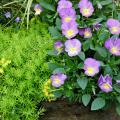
[84, 31, 91, 37]
[56, 47, 63, 52]
[103, 83, 110, 90]
[66, 30, 74, 37]
[70, 47, 76, 52]
[54, 78, 60, 84]
[35, 8, 42, 15]
[111, 46, 118, 54]
[83, 8, 90, 15]
[111, 27, 118, 32]
[64, 17, 72, 22]
[87, 67, 94, 74]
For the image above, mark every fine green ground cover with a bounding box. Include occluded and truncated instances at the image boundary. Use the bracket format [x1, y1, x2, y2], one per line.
[0, 20, 54, 120]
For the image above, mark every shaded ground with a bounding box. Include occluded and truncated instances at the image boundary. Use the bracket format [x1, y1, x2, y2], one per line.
[41, 100, 120, 120]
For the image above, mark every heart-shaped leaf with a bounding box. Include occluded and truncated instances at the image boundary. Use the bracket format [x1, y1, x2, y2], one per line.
[82, 94, 91, 106]
[77, 78, 88, 90]
[91, 97, 105, 110]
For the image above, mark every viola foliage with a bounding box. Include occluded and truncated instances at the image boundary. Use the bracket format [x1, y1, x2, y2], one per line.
[42, 0, 120, 115]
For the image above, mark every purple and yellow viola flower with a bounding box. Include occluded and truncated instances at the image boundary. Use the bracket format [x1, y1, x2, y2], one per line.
[84, 28, 92, 38]
[61, 21, 78, 39]
[59, 8, 76, 18]
[98, 75, 112, 93]
[57, 0, 72, 13]
[79, 28, 92, 38]
[50, 73, 67, 88]
[106, 18, 120, 34]
[78, 0, 94, 17]
[60, 8, 76, 23]
[65, 39, 82, 57]
[54, 41, 64, 54]
[104, 37, 120, 56]
[93, 23, 102, 30]
[79, 28, 85, 36]
[34, 4, 42, 15]
[83, 58, 100, 77]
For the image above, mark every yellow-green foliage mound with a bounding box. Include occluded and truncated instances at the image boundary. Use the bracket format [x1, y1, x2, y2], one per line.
[0, 21, 54, 120]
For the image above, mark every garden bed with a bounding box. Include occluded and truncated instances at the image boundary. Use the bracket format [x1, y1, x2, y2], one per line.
[41, 100, 120, 120]
[0, 0, 120, 120]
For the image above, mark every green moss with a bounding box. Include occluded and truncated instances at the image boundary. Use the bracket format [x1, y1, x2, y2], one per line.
[0, 21, 54, 120]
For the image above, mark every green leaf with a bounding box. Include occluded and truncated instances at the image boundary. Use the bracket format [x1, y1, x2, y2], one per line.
[83, 40, 90, 51]
[54, 90, 63, 98]
[48, 63, 62, 71]
[48, 26, 62, 39]
[116, 105, 120, 116]
[91, 98, 105, 110]
[78, 52, 85, 61]
[82, 94, 91, 106]
[78, 63, 84, 69]
[53, 68, 65, 74]
[56, 18, 61, 30]
[77, 77, 88, 90]
[40, 0, 55, 11]
[90, 18, 104, 25]
[100, 0, 112, 5]
[47, 50, 56, 56]
[104, 65, 112, 75]
[117, 96, 120, 103]
[114, 84, 120, 93]
[118, 13, 120, 21]
[95, 46, 107, 58]
[65, 90, 74, 97]
[98, 30, 110, 42]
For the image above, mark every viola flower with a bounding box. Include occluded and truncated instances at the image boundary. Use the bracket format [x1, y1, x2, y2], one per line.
[93, 23, 102, 30]
[15, 17, 20, 23]
[79, 28, 85, 36]
[60, 8, 76, 23]
[54, 41, 63, 54]
[57, 0, 72, 13]
[79, 28, 92, 38]
[65, 39, 82, 57]
[106, 18, 120, 34]
[78, 0, 94, 17]
[116, 80, 120, 84]
[98, 75, 112, 93]
[57, 0, 78, 39]
[104, 37, 120, 56]
[50, 73, 67, 87]
[34, 4, 42, 15]
[62, 16, 76, 23]
[84, 28, 92, 38]
[4, 12, 11, 18]
[59, 8, 76, 23]
[59, 8, 76, 18]
[61, 21, 78, 39]
[84, 58, 100, 77]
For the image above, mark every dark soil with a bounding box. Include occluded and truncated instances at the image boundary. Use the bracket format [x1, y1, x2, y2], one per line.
[40, 100, 120, 120]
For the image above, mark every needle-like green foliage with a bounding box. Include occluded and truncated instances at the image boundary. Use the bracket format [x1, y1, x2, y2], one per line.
[0, 20, 54, 120]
